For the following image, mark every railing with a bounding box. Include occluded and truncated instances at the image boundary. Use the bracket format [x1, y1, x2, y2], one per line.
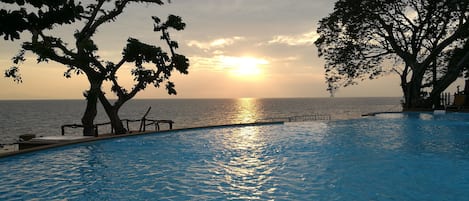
[61, 118, 174, 136]
[124, 118, 174, 132]
[60, 124, 99, 136]
[257, 114, 331, 123]
[61, 106, 174, 136]
[440, 92, 453, 106]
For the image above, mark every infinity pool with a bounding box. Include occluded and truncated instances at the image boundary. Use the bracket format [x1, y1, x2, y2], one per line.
[1, 112, 469, 200]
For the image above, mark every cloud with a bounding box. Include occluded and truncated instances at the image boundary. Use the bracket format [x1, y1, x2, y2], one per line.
[267, 30, 319, 46]
[189, 56, 221, 71]
[212, 50, 224, 55]
[187, 36, 245, 50]
[272, 56, 299, 62]
[189, 55, 269, 72]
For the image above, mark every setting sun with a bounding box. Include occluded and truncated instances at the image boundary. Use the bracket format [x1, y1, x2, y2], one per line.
[220, 56, 269, 77]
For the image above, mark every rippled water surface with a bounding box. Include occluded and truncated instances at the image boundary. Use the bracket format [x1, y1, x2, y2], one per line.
[0, 97, 401, 144]
[1, 112, 469, 200]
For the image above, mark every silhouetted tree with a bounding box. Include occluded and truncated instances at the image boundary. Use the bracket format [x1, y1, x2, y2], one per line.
[98, 15, 188, 134]
[316, 0, 469, 109]
[2, 0, 189, 135]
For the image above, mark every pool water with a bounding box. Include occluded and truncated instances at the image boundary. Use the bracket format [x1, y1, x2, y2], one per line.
[1, 112, 469, 200]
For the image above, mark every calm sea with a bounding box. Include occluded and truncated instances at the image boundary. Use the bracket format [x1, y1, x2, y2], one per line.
[0, 97, 402, 145]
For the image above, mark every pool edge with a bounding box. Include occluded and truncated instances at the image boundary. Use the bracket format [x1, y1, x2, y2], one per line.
[0, 121, 284, 159]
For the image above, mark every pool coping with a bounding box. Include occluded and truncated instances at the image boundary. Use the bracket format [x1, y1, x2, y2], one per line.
[0, 121, 284, 159]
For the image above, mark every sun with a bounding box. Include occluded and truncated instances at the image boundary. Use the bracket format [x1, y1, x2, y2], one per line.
[220, 56, 268, 77]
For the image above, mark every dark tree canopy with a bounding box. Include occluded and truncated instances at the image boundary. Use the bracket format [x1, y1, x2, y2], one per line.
[0, 0, 84, 40]
[1, 0, 189, 135]
[316, 0, 469, 108]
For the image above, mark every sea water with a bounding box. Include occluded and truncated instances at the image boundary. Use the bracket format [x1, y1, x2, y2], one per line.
[0, 97, 401, 145]
[1, 112, 469, 200]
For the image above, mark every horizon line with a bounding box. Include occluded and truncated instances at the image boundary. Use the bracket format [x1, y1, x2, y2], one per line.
[0, 96, 402, 101]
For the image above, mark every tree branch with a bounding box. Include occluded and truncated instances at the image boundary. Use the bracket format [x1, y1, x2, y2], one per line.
[79, 0, 106, 40]
[377, 18, 414, 65]
[421, 20, 469, 68]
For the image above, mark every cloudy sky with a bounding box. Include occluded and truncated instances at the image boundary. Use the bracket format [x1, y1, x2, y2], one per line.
[0, 0, 404, 99]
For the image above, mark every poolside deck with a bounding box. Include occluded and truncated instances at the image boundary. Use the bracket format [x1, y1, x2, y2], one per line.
[18, 136, 95, 150]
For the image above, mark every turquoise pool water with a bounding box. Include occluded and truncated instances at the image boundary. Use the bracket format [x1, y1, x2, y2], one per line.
[1, 112, 469, 200]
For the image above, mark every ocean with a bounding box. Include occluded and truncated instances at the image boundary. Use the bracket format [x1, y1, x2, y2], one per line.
[0, 97, 402, 145]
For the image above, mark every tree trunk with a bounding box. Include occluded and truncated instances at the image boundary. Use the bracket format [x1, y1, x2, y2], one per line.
[429, 74, 458, 108]
[430, 51, 469, 107]
[430, 93, 442, 109]
[81, 81, 101, 136]
[403, 82, 415, 109]
[98, 93, 127, 134]
[403, 73, 425, 110]
[399, 70, 409, 109]
[106, 107, 127, 134]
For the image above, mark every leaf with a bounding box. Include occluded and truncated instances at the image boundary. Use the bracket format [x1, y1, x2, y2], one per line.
[4, 66, 22, 83]
[165, 15, 185, 31]
[12, 50, 25, 64]
[152, 16, 161, 24]
[166, 81, 177, 95]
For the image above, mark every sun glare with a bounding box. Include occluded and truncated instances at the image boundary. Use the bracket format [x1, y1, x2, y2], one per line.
[220, 56, 268, 77]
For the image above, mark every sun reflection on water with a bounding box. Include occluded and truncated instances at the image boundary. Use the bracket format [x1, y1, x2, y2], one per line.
[213, 125, 277, 199]
[235, 98, 261, 123]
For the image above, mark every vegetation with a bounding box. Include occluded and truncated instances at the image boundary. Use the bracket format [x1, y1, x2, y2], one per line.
[315, 0, 469, 109]
[1, 0, 189, 135]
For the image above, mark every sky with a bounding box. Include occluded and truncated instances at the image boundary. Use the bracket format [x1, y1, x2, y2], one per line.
[0, 0, 406, 100]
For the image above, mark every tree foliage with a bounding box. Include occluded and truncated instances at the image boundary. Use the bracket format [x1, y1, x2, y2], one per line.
[1, 0, 189, 135]
[100, 15, 189, 114]
[316, 0, 469, 108]
[0, 0, 84, 41]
